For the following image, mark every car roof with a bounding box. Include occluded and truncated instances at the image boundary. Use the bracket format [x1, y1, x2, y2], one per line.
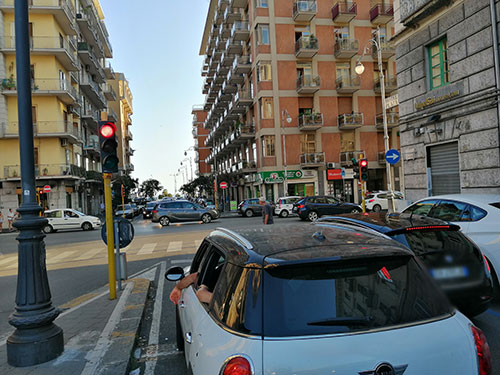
[413, 194, 500, 206]
[206, 223, 412, 268]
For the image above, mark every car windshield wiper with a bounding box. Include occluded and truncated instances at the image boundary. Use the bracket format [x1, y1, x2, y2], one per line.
[307, 316, 373, 326]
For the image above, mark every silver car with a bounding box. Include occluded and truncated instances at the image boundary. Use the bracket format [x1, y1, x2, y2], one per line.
[151, 200, 219, 226]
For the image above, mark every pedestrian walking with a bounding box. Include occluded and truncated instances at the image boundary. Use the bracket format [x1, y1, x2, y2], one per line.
[259, 196, 274, 225]
[7, 208, 15, 231]
[0, 211, 3, 233]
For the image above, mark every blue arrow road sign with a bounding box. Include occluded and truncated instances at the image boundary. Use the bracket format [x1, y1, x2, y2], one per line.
[385, 149, 401, 165]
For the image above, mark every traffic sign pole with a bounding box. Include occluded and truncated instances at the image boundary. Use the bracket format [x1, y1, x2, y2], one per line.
[103, 173, 116, 300]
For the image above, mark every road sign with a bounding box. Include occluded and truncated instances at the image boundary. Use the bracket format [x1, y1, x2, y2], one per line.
[385, 94, 399, 109]
[102, 218, 134, 248]
[43, 185, 51, 193]
[385, 149, 401, 165]
[220, 181, 228, 189]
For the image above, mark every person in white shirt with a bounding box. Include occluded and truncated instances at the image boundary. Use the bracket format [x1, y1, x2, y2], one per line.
[7, 208, 15, 231]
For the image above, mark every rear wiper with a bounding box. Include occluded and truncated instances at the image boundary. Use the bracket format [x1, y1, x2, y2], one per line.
[307, 316, 373, 326]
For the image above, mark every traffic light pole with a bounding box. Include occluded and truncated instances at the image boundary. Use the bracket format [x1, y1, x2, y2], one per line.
[121, 184, 125, 218]
[103, 173, 117, 300]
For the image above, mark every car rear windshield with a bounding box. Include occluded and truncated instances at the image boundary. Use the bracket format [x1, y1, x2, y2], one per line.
[146, 203, 156, 208]
[263, 256, 451, 337]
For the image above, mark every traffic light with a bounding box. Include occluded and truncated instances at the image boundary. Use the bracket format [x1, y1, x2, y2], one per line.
[99, 121, 119, 173]
[352, 157, 360, 180]
[360, 158, 369, 182]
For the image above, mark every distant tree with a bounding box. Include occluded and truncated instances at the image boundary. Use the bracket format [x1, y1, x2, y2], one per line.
[180, 176, 214, 197]
[140, 179, 163, 199]
[158, 189, 169, 199]
[112, 175, 138, 206]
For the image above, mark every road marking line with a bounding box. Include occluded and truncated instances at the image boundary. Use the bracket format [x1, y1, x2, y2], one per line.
[137, 243, 157, 255]
[46, 251, 77, 265]
[0, 256, 17, 266]
[167, 241, 183, 252]
[75, 247, 105, 261]
[144, 262, 166, 375]
[194, 240, 202, 248]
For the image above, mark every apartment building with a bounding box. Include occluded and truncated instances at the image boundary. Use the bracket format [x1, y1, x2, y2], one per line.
[192, 105, 211, 177]
[198, 0, 400, 204]
[0, 0, 118, 216]
[393, 0, 500, 200]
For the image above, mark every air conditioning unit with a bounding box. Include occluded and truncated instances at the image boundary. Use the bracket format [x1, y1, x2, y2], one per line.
[76, 13, 83, 19]
[327, 162, 337, 169]
[60, 138, 68, 147]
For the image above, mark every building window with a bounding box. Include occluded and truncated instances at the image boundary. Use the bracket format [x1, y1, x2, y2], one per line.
[258, 61, 272, 81]
[256, 0, 268, 8]
[335, 26, 349, 40]
[262, 135, 275, 157]
[301, 133, 316, 153]
[260, 97, 273, 119]
[258, 24, 270, 45]
[428, 38, 449, 89]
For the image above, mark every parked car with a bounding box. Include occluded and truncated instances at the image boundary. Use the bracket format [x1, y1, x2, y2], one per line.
[152, 200, 219, 226]
[293, 195, 362, 221]
[130, 203, 139, 216]
[317, 213, 494, 317]
[142, 201, 158, 219]
[365, 190, 404, 212]
[402, 194, 500, 297]
[274, 196, 302, 218]
[165, 224, 490, 375]
[115, 204, 134, 219]
[237, 198, 275, 217]
[43, 209, 101, 233]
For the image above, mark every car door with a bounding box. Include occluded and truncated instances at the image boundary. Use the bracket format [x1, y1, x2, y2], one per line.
[166, 202, 182, 221]
[325, 197, 342, 214]
[402, 199, 439, 216]
[46, 210, 62, 229]
[181, 202, 199, 221]
[65, 210, 82, 229]
[314, 197, 329, 216]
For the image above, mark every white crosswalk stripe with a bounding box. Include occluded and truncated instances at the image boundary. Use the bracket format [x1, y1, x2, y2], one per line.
[76, 247, 106, 261]
[194, 240, 202, 249]
[167, 241, 183, 252]
[0, 256, 17, 266]
[137, 243, 157, 255]
[47, 251, 77, 265]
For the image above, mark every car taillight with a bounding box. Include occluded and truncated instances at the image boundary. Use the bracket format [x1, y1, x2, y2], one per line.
[482, 254, 491, 274]
[222, 356, 252, 375]
[368, 199, 374, 203]
[471, 325, 491, 375]
[298, 204, 305, 209]
[152, 210, 157, 214]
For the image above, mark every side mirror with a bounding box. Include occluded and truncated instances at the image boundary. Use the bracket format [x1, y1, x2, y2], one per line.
[165, 266, 185, 281]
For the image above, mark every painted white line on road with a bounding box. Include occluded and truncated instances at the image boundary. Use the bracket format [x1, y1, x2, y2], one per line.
[171, 259, 192, 265]
[194, 240, 202, 248]
[47, 251, 77, 265]
[0, 256, 17, 266]
[75, 247, 105, 261]
[144, 261, 166, 375]
[80, 281, 134, 375]
[167, 241, 183, 252]
[137, 243, 157, 255]
[129, 262, 161, 279]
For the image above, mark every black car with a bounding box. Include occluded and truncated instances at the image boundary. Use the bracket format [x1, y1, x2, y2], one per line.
[317, 213, 494, 317]
[293, 195, 361, 221]
[143, 201, 158, 219]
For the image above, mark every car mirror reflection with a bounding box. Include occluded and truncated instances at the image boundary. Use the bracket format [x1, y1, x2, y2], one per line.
[165, 266, 185, 281]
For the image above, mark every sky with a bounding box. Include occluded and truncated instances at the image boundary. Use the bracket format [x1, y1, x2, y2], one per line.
[99, 0, 211, 195]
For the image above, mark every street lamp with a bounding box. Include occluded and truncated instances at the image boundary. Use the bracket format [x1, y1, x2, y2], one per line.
[281, 109, 292, 195]
[181, 157, 193, 182]
[170, 173, 178, 195]
[355, 26, 396, 212]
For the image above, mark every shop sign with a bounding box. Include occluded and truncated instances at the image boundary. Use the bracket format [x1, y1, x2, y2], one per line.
[327, 169, 343, 181]
[414, 84, 461, 110]
[257, 170, 304, 184]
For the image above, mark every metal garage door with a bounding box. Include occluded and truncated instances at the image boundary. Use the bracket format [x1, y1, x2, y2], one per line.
[428, 142, 460, 195]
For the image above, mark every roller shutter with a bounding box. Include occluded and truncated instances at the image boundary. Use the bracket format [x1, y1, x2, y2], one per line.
[429, 142, 460, 195]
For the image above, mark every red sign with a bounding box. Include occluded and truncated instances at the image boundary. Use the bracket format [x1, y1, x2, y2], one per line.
[220, 181, 228, 189]
[43, 185, 51, 193]
[327, 169, 343, 181]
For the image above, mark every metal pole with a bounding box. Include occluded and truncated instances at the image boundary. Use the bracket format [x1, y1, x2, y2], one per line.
[281, 111, 288, 195]
[121, 184, 125, 218]
[189, 157, 193, 181]
[376, 26, 396, 212]
[213, 139, 218, 210]
[114, 221, 122, 291]
[103, 173, 117, 300]
[7, 0, 64, 367]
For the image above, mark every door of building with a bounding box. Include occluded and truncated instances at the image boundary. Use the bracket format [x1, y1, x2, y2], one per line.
[428, 142, 460, 195]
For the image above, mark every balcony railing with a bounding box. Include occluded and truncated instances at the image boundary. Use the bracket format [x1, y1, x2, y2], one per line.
[339, 150, 365, 166]
[2, 78, 79, 104]
[331, 2, 357, 23]
[0, 121, 81, 141]
[77, 41, 105, 81]
[231, 21, 250, 41]
[296, 74, 321, 94]
[232, 55, 252, 74]
[300, 152, 325, 167]
[3, 164, 85, 180]
[225, 37, 244, 55]
[293, 0, 317, 22]
[298, 113, 323, 131]
[224, 5, 241, 23]
[372, 41, 395, 59]
[295, 36, 319, 58]
[126, 128, 133, 140]
[338, 113, 364, 129]
[336, 75, 361, 93]
[81, 107, 100, 124]
[83, 137, 99, 153]
[234, 88, 253, 107]
[375, 111, 399, 130]
[334, 38, 359, 59]
[103, 83, 117, 101]
[374, 76, 398, 94]
[370, 2, 393, 24]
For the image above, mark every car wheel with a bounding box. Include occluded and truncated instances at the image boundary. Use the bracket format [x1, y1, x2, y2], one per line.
[175, 306, 184, 352]
[280, 210, 289, 218]
[308, 211, 318, 222]
[351, 208, 362, 213]
[245, 209, 254, 217]
[43, 224, 53, 234]
[201, 213, 212, 224]
[159, 216, 170, 227]
[372, 204, 382, 212]
[81, 222, 93, 231]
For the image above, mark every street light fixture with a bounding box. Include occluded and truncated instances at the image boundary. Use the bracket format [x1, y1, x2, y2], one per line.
[355, 26, 396, 212]
[281, 109, 292, 195]
[181, 157, 193, 182]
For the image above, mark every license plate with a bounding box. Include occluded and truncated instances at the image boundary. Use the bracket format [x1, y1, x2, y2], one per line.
[430, 266, 469, 280]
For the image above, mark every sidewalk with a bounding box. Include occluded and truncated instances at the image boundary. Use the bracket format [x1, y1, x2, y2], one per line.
[0, 277, 150, 375]
[218, 210, 239, 218]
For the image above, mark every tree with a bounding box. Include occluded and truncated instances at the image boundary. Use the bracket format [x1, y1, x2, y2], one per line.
[140, 179, 163, 199]
[158, 189, 169, 199]
[179, 175, 214, 197]
[112, 175, 138, 207]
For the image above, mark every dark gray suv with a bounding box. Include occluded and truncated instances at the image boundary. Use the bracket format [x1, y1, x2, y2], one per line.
[237, 198, 274, 217]
[152, 200, 219, 226]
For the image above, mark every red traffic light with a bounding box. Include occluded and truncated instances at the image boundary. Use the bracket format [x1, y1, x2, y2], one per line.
[360, 159, 368, 168]
[100, 122, 116, 138]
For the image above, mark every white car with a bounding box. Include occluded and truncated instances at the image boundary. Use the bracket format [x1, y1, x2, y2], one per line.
[274, 196, 302, 217]
[43, 209, 101, 233]
[365, 191, 404, 212]
[402, 194, 500, 296]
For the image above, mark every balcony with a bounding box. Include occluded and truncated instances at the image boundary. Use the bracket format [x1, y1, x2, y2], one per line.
[374, 76, 398, 94]
[233, 124, 255, 144]
[300, 152, 325, 168]
[0, 121, 81, 143]
[216, 36, 227, 51]
[372, 41, 395, 59]
[295, 36, 319, 58]
[228, 69, 245, 85]
[296, 75, 320, 94]
[293, 0, 317, 22]
[224, 6, 241, 23]
[234, 88, 253, 108]
[79, 75, 106, 108]
[221, 51, 235, 66]
[222, 81, 238, 94]
[233, 55, 252, 74]
[96, 20, 113, 58]
[81, 107, 99, 127]
[338, 113, 364, 129]
[231, 0, 248, 7]
[336, 75, 360, 94]
[2, 78, 79, 105]
[231, 21, 250, 41]
[107, 107, 118, 122]
[1, 36, 77, 71]
[3, 164, 85, 180]
[334, 38, 359, 59]
[103, 62, 115, 80]
[339, 150, 365, 166]
[0, 0, 77, 35]
[226, 38, 244, 55]
[375, 111, 399, 130]
[125, 163, 134, 172]
[103, 83, 117, 101]
[76, 7, 101, 52]
[83, 135, 99, 155]
[126, 128, 133, 140]
[77, 42, 106, 82]
[331, 2, 357, 23]
[298, 113, 323, 131]
[85, 170, 102, 182]
[370, 2, 393, 24]
[239, 160, 257, 173]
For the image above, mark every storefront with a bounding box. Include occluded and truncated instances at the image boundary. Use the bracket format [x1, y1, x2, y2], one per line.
[327, 168, 355, 203]
[257, 170, 318, 200]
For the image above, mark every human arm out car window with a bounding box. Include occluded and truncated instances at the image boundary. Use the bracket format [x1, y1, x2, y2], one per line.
[169, 272, 199, 304]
